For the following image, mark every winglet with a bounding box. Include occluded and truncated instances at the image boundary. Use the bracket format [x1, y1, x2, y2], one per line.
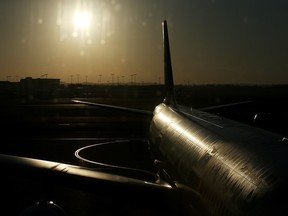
[162, 20, 177, 108]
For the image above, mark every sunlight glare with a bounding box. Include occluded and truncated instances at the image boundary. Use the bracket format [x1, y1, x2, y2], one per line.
[74, 11, 91, 29]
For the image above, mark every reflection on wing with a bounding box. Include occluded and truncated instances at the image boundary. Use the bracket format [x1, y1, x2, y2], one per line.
[0, 153, 171, 193]
[0, 153, 192, 215]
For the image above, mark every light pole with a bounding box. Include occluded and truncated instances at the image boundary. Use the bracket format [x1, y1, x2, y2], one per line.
[98, 74, 102, 84]
[111, 73, 114, 85]
[131, 74, 136, 84]
[77, 74, 80, 84]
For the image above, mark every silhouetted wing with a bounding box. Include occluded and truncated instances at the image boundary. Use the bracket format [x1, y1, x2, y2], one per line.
[72, 99, 153, 117]
[0, 154, 175, 202]
[199, 100, 252, 111]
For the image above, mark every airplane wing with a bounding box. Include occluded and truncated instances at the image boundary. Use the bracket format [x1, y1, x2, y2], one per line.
[72, 99, 153, 117]
[199, 100, 252, 111]
[0, 153, 190, 215]
[0, 153, 172, 196]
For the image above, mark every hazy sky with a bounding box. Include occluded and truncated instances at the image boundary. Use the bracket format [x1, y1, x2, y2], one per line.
[0, 0, 288, 84]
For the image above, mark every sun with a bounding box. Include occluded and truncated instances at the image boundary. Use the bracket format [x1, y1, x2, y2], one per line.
[74, 11, 91, 29]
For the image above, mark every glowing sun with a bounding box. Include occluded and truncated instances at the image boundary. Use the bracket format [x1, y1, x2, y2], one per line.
[74, 11, 91, 29]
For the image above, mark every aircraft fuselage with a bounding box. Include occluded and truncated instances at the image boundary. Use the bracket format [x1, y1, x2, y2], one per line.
[149, 103, 288, 215]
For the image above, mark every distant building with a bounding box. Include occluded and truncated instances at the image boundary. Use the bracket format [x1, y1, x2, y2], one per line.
[20, 77, 60, 99]
[0, 81, 12, 90]
[0, 80, 20, 99]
